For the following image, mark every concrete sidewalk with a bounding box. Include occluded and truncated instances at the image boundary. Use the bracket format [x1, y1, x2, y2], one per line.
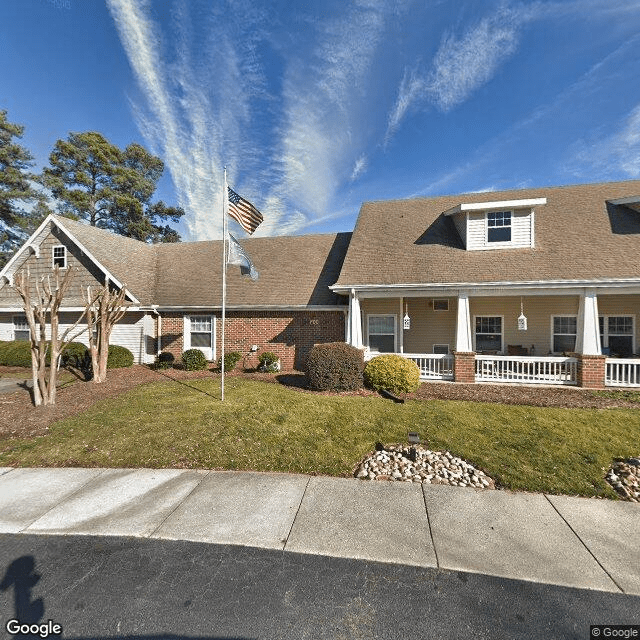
[0, 467, 638, 595]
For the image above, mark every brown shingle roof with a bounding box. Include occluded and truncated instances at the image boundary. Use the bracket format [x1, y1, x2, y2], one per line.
[334, 180, 640, 287]
[154, 233, 351, 307]
[55, 217, 350, 307]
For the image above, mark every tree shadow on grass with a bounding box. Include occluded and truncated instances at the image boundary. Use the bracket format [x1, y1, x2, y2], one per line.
[274, 373, 308, 390]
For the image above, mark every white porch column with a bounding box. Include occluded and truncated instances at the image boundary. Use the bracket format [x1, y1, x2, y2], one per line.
[575, 290, 601, 355]
[348, 289, 363, 349]
[455, 292, 473, 352]
[399, 297, 404, 354]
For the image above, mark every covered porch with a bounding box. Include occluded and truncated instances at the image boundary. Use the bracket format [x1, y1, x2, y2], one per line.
[344, 286, 640, 388]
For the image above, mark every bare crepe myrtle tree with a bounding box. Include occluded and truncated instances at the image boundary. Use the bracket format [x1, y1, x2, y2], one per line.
[12, 266, 98, 406]
[84, 283, 129, 383]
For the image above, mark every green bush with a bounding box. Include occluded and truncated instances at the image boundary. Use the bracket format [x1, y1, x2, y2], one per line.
[156, 351, 175, 370]
[0, 340, 46, 367]
[182, 348, 208, 371]
[218, 351, 242, 371]
[106, 344, 134, 369]
[306, 342, 364, 392]
[257, 351, 280, 372]
[364, 354, 421, 394]
[61, 342, 91, 371]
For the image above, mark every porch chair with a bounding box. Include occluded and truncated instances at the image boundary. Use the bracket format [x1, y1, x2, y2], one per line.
[507, 345, 529, 356]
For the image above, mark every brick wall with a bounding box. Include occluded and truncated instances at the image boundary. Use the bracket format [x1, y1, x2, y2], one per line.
[577, 354, 606, 389]
[160, 309, 346, 370]
[454, 351, 476, 383]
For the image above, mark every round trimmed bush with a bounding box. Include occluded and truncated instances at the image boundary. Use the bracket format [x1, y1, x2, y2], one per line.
[61, 342, 90, 370]
[218, 351, 242, 371]
[306, 342, 364, 391]
[106, 344, 134, 369]
[182, 348, 208, 371]
[364, 354, 421, 394]
[257, 351, 280, 372]
[156, 351, 175, 370]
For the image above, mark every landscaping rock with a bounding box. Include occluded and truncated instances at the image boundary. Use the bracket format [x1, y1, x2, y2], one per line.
[354, 444, 495, 489]
[605, 457, 640, 502]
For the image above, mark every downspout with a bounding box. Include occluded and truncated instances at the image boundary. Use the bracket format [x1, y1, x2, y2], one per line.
[151, 306, 161, 358]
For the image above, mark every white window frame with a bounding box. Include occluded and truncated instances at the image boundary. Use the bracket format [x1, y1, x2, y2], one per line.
[183, 315, 216, 361]
[485, 211, 512, 245]
[13, 315, 30, 341]
[599, 315, 635, 356]
[551, 315, 577, 354]
[473, 315, 504, 353]
[52, 245, 67, 269]
[366, 314, 397, 353]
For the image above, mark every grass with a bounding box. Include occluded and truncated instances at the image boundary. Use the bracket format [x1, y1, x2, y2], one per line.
[1, 376, 638, 499]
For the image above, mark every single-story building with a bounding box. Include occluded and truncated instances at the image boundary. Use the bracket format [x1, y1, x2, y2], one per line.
[2, 178, 640, 388]
[0, 215, 351, 370]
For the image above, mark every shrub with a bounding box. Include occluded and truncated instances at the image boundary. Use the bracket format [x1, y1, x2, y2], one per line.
[61, 342, 91, 371]
[218, 351, 242, 371]
[156, 351, 175, 370]
[0, 340, 45, 367]
[364, 354, 421, 394]
[106, 344, 134, 369]
[182, 348, 208, 371]
[306, 342, 364, 392]
[257, 351, 280, 372]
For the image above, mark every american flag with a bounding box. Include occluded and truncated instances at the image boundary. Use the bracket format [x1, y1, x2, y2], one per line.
[227, 186, 263, 234]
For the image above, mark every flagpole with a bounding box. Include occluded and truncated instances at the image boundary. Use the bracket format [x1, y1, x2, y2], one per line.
[221, 168, 228, 401]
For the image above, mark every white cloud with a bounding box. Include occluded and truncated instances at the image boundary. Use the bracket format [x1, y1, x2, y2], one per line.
[569, 104, 640, 178]
[427, 9, 521, 112]
[351, 154, 368, 181]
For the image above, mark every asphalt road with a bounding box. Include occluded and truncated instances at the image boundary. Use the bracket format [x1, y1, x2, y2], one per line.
[0, 535, 638, 640]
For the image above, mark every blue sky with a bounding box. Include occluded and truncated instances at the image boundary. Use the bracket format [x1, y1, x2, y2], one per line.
[2, 0, 640, 242]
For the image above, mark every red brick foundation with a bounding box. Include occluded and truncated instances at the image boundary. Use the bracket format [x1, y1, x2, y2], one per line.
[160, 309, 346, 371]
[454, 352, 476, 384]
[576, 354, 606, 389]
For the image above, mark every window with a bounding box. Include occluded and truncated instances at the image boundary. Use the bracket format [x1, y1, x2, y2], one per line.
[189, 316, 212, 348]
[52, 245, 66, 269]
[599, 316, 634, 357]
[475, 316, 502, 352]
[487, 211, 511, 243]
[553, 316, 577, 353]
[433, 344, 449, 354]
[13, 315, 29, 341]
[432, 299, 449, 311]
[367, 315, 396, 353]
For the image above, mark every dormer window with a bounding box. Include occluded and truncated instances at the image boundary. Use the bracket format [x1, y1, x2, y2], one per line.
[443, 197, 546, 251]
[52, 245, 66, 269]
[487, 211, 511, 243]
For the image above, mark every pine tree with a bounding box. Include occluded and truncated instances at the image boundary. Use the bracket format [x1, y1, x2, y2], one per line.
[0, 110, 45, 267]
[43, 132, 184, 242]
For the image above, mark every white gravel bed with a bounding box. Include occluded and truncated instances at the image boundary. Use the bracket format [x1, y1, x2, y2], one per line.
[354, 444, 495, 489]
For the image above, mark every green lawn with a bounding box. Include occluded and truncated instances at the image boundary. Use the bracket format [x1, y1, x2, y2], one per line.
[1, 376, 638, 499]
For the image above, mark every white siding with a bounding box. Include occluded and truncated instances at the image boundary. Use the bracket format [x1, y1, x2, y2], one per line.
[466, 209, 533, 251]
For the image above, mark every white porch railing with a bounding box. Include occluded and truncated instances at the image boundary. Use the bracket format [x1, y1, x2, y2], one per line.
[606, 358, 640, 387]
[364, 352, 454, 380]
[403, 353, 454, 380]
[475, 355, 578, 385]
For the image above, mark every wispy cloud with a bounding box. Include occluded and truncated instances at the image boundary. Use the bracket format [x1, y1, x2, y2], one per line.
[569, 104, 640, 179]
[107, 0, 268, 241]
[385, 3, 538, 142]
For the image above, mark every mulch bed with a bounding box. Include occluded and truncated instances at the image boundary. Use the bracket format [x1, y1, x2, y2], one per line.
[1, 366, 639, 443]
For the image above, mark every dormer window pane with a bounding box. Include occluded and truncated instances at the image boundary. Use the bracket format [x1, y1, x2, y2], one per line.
[487, 211, 511, 243]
